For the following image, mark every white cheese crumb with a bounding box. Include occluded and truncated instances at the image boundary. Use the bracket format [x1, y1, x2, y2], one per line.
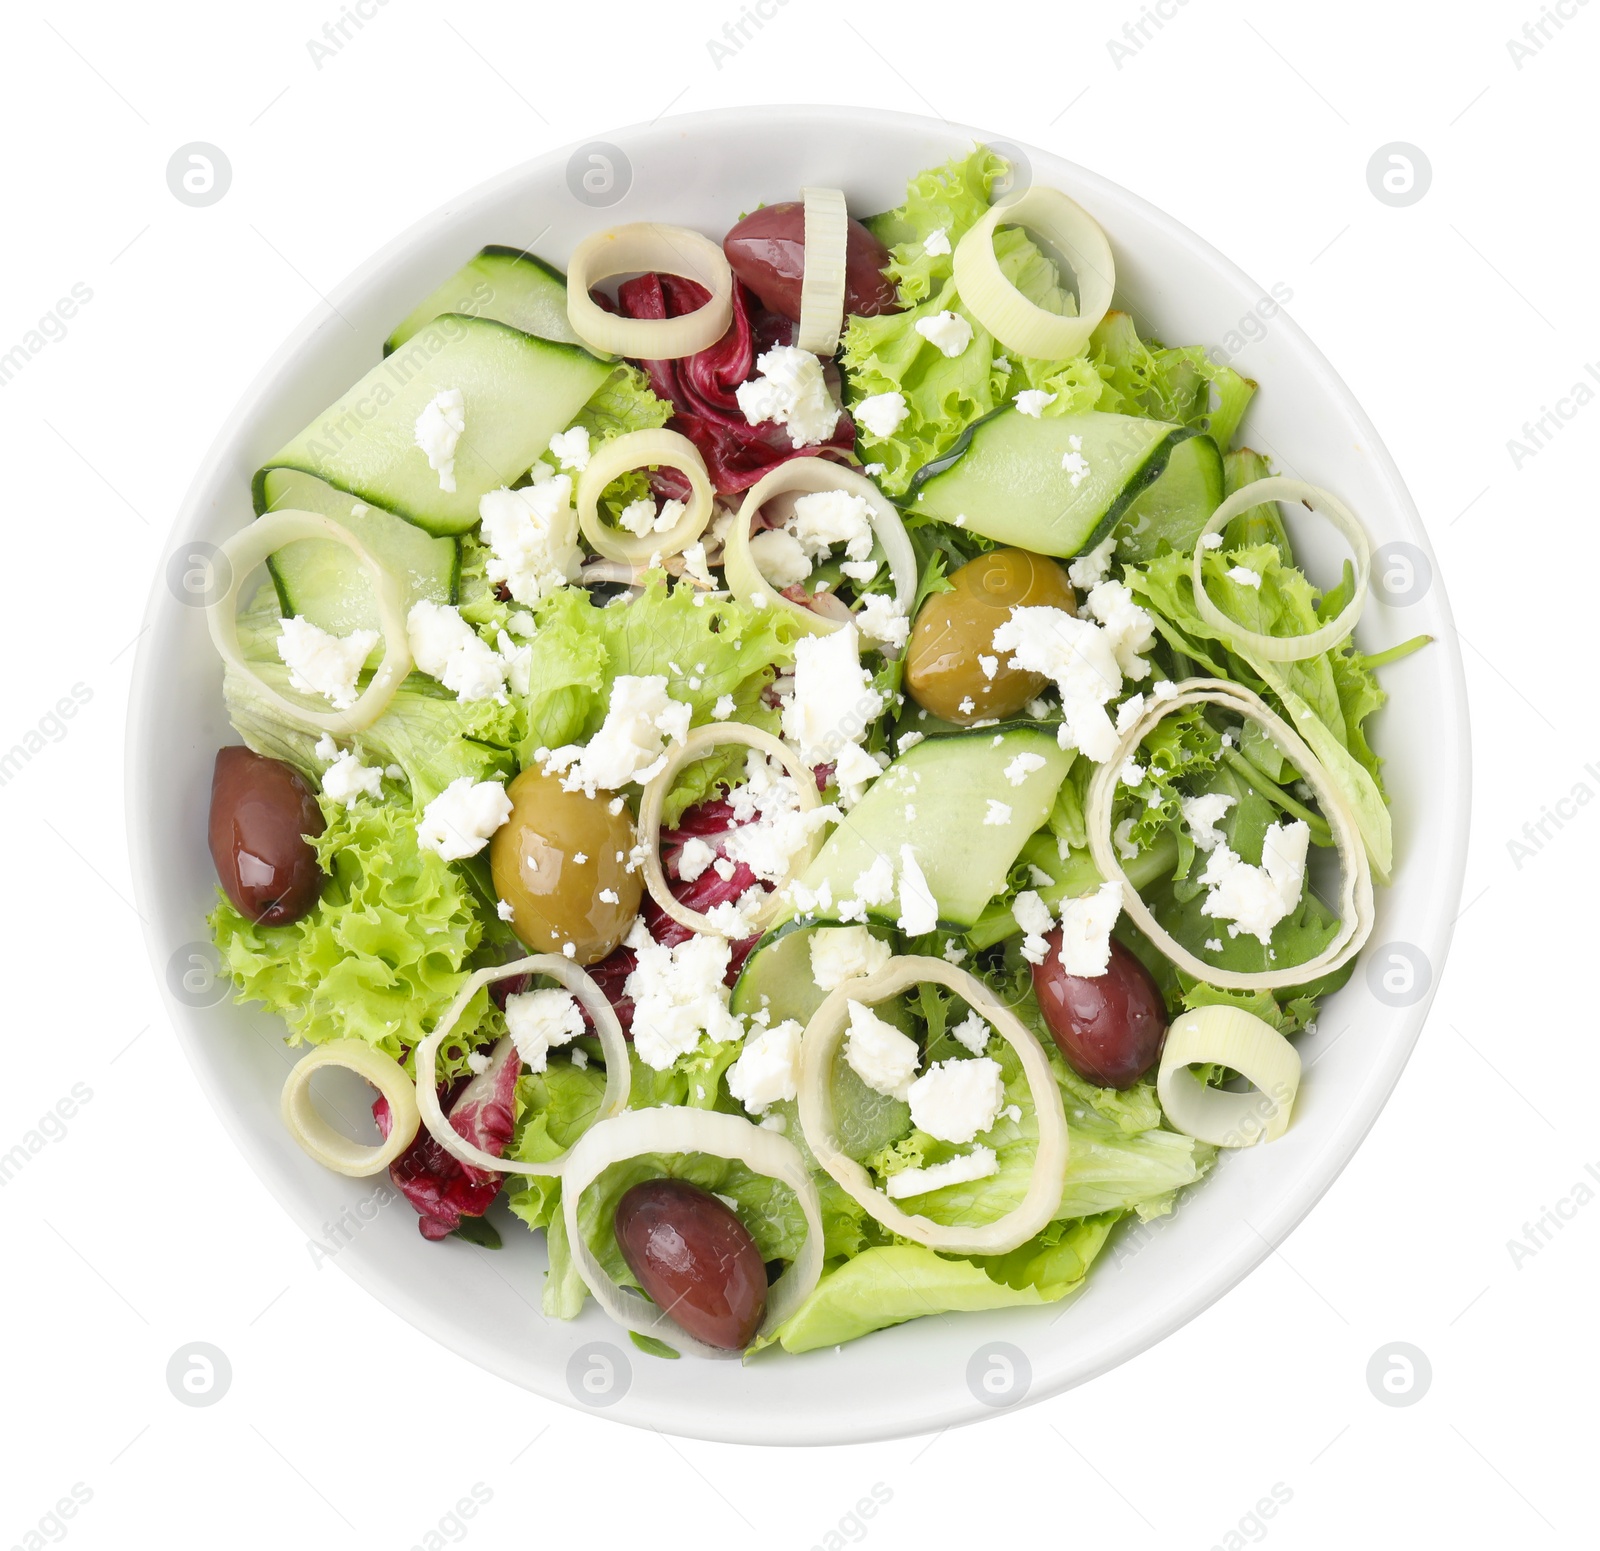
[1201, 532, 1225, 550]
[1115, 693, 1147, 735]
[711, 694, 736, 720]
[407, 600, 507, 703]
[1014, 389, 1057, 418]
[416, 777, 512, 861]
[983, 800, 1012, 827]
[414, 387, 465, 493]
[885, 1145, 998, 1199]
[895, 844, 940, 936]
[914, 310, 973, 358]
[1004, 751, 1046, 786]
[1198, 820, 1309, 946]
[676, 836, 716, 883]
[854, 390, 911, 440]
[543, 674, 691, 793]
[478, 478, 582, 606]
[789, 489, 875, 563]
[832, 741, 884, 807]
[622, 920, 742, 1069]
[748, 526, 813, 588]
[898, 730, 926, 754]
[276, 616, 378, 711]
[978, 654, 999, 680]
[781, 625, 883, 765]
[496, 898, 515, 922]
[726, 1018, 803, 1115]
[811, 925, 892, 992]
[1067, 532, 1117, 591]
[465, 1050, 490, 1075]
[908, 1056, 1005, 1144]
[856, 592, 910, 651]
[735, 345, 840, 449]
[1181, 792, 1237, 852]
[844, 1000, 920, 1100]
[547, 425, 591, 472]
[1227, 565, 1263, 590]
[1205, 938, 1224, 953]
[1057, 881, 1122, 977]
[1013, 888, 1055, 964]
[941, 940, 969, 965]
[950, 1010, 991, 1055]
[922, 226, 952, 257]
[504, 988, 584, 1073]
[320, 749, 384, 806]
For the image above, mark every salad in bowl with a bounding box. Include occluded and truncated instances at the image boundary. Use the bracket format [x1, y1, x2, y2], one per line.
[198, 147, 1424, 1362]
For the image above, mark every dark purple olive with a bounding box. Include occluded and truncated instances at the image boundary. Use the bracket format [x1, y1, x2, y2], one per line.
[614, 1178, 768, 1350]
[208, 746, 324, 925]
[1032, 935, 1168, 1089]
[724, 201, 900, 322]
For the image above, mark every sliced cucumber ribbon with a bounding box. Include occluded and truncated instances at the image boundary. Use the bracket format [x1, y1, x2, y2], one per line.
[636, 722, 831, 939]
[1156, 1005, 1302, 1147]
[797, 187, 849, 356]
[797, 956, 1069, 1256]
[207, 509, 413, 735]
[281, 1040, 419, 1177]
[951, 185, 1114, 361]
[565, 222, 734, 360]
[412, 955, 631, 1178]
[1191, 478, 1371, 663]
[575, 427, 714, 566]
[1085, 678, 1375, 992]
[560, 1106, 824, 1359]
[724, 459, 917, 638]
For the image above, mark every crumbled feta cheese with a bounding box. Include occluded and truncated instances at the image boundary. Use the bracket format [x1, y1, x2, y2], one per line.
[844, 1000, 920, 1099]
[726, 1018, 803, 1115]
[1118, 758, 1146, 788]
[496, 898, 515, 922]
[1152, 679, 1178, 702]
[676, 836, 716, 883]
[1227, 565, 1263, 590]
[788, 489, 875, 563]
[478, 479, 583, 605]
[407, 600, 507, 703]
[840, 559, 881, 586]
[718, 750, 839, 884]
[705, 695, 734, 723]
[851, 854, 897, 908]
[1004, 752, 1046, 786]
[983, 800, 1012, 827]
[885, 1145, 997, 1199]
[618, 496, 687, 537]
[544, 674, 691, 793]
[1057, 881, 1122, 977]
[1013, 889, 1055, 964]
[622, 921, 743, 1069]
[895, 844, 939, 936]
[898, 730, 926, 754]
[465, 1049, 490, 1075]
[276, 616, 378, 711]
[1115, 693, 1146, 735]
[914, 309, 973, 358]
[781, 625, 883, 765]
[950, 1010, 991, 1055]
[923, 226, 952, 257]
[856, 592, 910, 651]
[734, 345, 840, 448]
[680, 540, 715, 589]
[1198, 820, 1309, 945]
[1181, 792, 1237, 852]
[1014, 389, 1057, 418]
[854, 391, 911, 440]
[547, 425, 591, 472]
[1200, 531, 1224, 550]
[1205, 938, 1224, 953]
[416, 777, 512, 861]
[1085, 580, 1157, 680]
[1061, 449, 1091, 487]
[749, 527, 813, 588]
[414, 387, 465, 493]
[320, 749, 384, 806]
[941, 940, 968, 965]
[811, 925, 892, 991]
[504, 988, 584, 1073]
[1113, 817, 1139, 860]
[991, 606, 1123, 762]
[908, 1056, 1005, 1144]
[832, 741, 883, 807]
[1068, 533, 1117, 591]
[713, 856, 737, 882]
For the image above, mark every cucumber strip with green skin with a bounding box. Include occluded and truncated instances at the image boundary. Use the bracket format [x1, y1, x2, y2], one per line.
[906, 409, 1191, 559]
[255, 314, 612, 537]
[260, 467, 458, 644]
[778, 724, 1073, 932]
[385, 246, 582, 354]
[1113, 434, 1224, 564]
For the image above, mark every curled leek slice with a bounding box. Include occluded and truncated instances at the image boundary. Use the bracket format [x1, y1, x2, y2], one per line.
[725, 459, 916, 638]
[413, 955, 630, 1177]
[281, 1039, 419, 1177]
[206, 509, 412, 735]
[1085, 678, 1375, 992]
[561, 1106, 824, 1359]
[797, 956, 1068, 1256]
[1192, 478, 1371, 662]
[797, 187, 849, 356]
[951, 185, 1114, 361]
[564, 222, 733, 360]
[1157, 1005, 1302, 1146]
[636, 722, 830, 938]
[575, 427, 714, 566]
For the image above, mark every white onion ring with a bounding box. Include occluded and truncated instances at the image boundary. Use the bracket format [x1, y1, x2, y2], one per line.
[413, 955, 630, 1177]
[564, 223, 734, 360]
[206, 509, 412, 735]
[797, 186, 849, 355]
[561, 1106, 824, 1359]
[1085, 678, 1375, 991]
[1192, 478, 1371, 662]
[951, 185, 1114, 361]
[575, 427, 714, 565]
[1157, 1005, 1302, 1147]
[281, 1039, 419, 1177]
[797, 955, 1069, 1256]
[636, 722, 830, 938]
[724, 459, 916, 638]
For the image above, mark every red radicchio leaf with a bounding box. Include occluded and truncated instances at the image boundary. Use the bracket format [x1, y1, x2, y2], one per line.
[375, 1036, 520, 1241]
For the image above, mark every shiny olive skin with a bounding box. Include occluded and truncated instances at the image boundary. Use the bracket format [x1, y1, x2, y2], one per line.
[724, 201, 900, 321]
[905, 548, 1077, 724]
[489, 767, 642, 965]
[208, 746, 325, 925]
[1032, 935, 1168, 1089]
[614, 1178, 768, 1351]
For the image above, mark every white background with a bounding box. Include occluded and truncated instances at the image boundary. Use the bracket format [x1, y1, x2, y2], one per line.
[3, 1, 1595, 1546]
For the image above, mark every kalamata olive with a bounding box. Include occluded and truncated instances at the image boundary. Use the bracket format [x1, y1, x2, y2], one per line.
[489, 767, 642, 964]
[208, 746, 325, 925]
[724, 201, 900, 322]
[614, 1178, 768, 1351]
[905, 548, 1077, 724]
[1032, 935, 1168, 1089]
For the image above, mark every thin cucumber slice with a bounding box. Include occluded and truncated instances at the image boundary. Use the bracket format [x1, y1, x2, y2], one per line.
[255, 315, 612, 537]
[261, 468, 457, 641]
[385, 246, 582, 353]
[1114, 433, 1224, 563]
[907, 409, 1189, 558]
[786, 724, 1073, 930]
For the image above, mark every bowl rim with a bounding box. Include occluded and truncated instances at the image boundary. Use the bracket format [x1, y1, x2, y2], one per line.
[126, 102, 1471, 1446]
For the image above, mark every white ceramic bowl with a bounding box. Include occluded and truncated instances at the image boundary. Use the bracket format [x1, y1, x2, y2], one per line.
[128, 105, 1469, 1445]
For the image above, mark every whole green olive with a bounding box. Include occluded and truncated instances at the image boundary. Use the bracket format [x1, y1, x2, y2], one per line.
[489, 768, 642, 964]
[904, 548, 1077, 724]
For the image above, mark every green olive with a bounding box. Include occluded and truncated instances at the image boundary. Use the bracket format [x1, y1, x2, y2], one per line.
[489, 768, 642, 964]
[904, 548, 1077, 724]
